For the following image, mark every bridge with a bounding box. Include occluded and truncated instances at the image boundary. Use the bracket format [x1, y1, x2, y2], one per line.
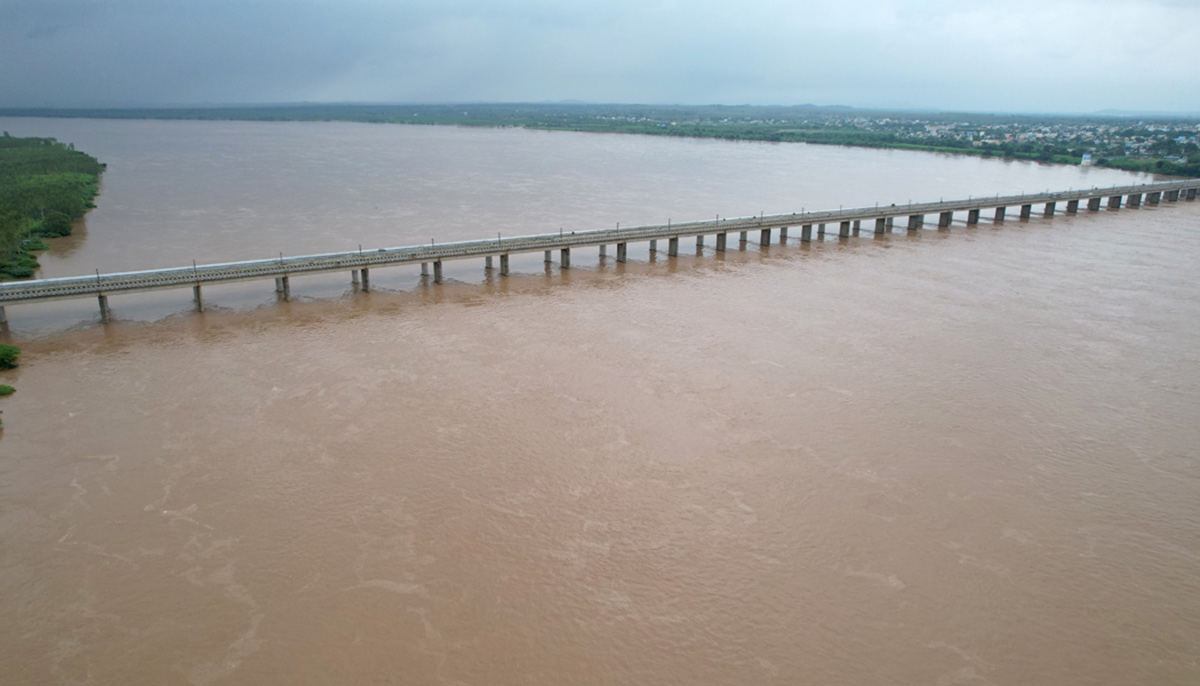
[1, 180, 1198, 327]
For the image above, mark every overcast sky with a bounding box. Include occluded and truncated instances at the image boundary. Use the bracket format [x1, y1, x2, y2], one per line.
[3, 0, 1198, 113]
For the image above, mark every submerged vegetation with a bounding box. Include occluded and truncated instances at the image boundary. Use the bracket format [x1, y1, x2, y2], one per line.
[0, 134, 105, 280]
[3, 103, 1196, 176]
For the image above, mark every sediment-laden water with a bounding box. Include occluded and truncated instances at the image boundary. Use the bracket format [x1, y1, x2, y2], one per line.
[1, 119, 1197, 685]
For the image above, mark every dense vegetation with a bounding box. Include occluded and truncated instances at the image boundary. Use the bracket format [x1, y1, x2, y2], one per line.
[0, 135, 104, 280]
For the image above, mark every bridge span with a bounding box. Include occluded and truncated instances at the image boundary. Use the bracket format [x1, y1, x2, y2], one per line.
[1, 180, 1198, 327]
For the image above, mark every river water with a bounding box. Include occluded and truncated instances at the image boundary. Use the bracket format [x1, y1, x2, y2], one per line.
[1, 119, 1198, 685]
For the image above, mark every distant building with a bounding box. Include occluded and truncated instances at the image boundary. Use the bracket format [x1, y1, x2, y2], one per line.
[1080, 153, 1093, 166]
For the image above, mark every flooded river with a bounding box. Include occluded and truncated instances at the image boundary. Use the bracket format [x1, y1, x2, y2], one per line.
[1, 119, 1198, 685]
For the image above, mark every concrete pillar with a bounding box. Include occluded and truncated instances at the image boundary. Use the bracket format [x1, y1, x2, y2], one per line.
[98, 294, 110, 322]
[907, 215, 922, 231]
[1108, 195, 1122, 209]
[1166, 190, 1179, 201]
[433, 261, 443, 283]
[351, 269, 360, 285]
[696, 235, 704, 248]
[1087, 197, 1101, 211]
[193, 284, 204, 312]
[361, 269, 370, 292]
[995, 206, 1007, 221]
[801, 224, 813, 242]
[760, 228, 771, 245]
[1044, 201, 1056, 217]
[967, 209, 980, 225]
[852, 220, 860, 234]
[839, 220, 851, 237]
[739, 231, 748, 244]
[275, 277, 284, 293]
[421, 262, 429, 276]
[485, 255, 493, 270]
[616, 242, 627, 263]
[818, 223, 826, 236]
[280, 276, 290, 301]
[668, 237, 679, 256]
[1128, 193, 1141, 207]
[649, 239, 657, 252]
[560, 248, 570, 269]
[875, 217, 887, 234]
[1147, 191, 1161, 204]
[598, 244, 607, 258]
[499, 254, 509, 276]
[1020, 204, 1032, 219]
[544, 250, 552, 263]
[1186, 188, 1197, 200]
[0, 305, 6, 326]
[715, 233, 727, 251]
[1066, 199, 1079, 214]
[939, 211, 953, 227]
[886, 216, 895, 230]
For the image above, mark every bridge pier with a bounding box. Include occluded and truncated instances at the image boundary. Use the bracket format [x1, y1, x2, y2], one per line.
[739, 231, 748, 244]
[1066, 199, 1079, 214]
[499, 254, 509, 276]
[1020, 204, 1032, 219]
[275, 277, 284, 293]
[1044, 201, 1056, 217]
[886, 216, 894, 231]
[360, 269, 369, 292]
[780, 226, 789, 242]
[1088, 197, 1101, 211]
[0, 305, 6, 326]
[875, 217, 887, 234]
[696, 234, 705, 248]
[598, 244, 607, 258]
[98, 294, 110, 322]
[544, 250, 552, 263]
[760, 228, 771, 245]
[616, 242, 627, 262]
[818, 223, 826, 237]
[351, 269, 360, 286]
[907, 215, 923, 231]
[852, 220, 860, 235]
[433, 261, 443, 283]
[839, 220, 851, 237]
[560, 248, 570, 269]
[802, 224, 813, 242]
[193, 284, 204, 312]
[1108, 195, 1122, 209]
[485, 255, 493, 270]
[280, 276, 290, 301]
[967, 209, 980, 225]
[715, 233, 727, 252]
[995, 206, 1006, 221]
[1187, 188, 1197, 201]
[668, 237, 679, 256]
[939, 211, 953, 227]
[421, 262, 428, 276]
[1128, 193, 1142, 207]
[1166, 190, 1179, 202]
[1147, 191, 1161, 204]
[649, 239, 657, 253]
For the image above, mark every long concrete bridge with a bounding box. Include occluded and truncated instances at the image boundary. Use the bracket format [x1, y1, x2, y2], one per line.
[1, 180, 1198, 327]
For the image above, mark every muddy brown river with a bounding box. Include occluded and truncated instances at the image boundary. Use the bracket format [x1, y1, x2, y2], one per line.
[1, 119, 1197, 685]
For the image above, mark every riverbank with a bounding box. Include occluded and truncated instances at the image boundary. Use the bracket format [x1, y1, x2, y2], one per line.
[0, 135, 105, 280]
[3, 103, 1197, 177]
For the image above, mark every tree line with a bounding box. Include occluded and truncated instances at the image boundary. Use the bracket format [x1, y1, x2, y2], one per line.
[0, 134, 105, 280]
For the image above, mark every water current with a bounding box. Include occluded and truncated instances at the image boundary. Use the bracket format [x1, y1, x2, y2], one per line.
[0, 118, 1197, 685]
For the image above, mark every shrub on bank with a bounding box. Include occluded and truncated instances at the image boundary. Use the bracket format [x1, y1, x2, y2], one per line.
[0, 384, 14, 396]
[0, 344, 20, 369]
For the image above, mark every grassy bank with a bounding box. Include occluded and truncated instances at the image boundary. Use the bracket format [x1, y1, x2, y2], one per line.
[0, 134, 105, 280]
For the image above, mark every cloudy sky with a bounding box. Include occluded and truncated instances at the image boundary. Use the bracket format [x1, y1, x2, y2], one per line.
[3, 0, 1198, 113]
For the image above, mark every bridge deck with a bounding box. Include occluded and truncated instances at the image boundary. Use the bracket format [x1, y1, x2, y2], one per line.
[2, 180, 1197, 309]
